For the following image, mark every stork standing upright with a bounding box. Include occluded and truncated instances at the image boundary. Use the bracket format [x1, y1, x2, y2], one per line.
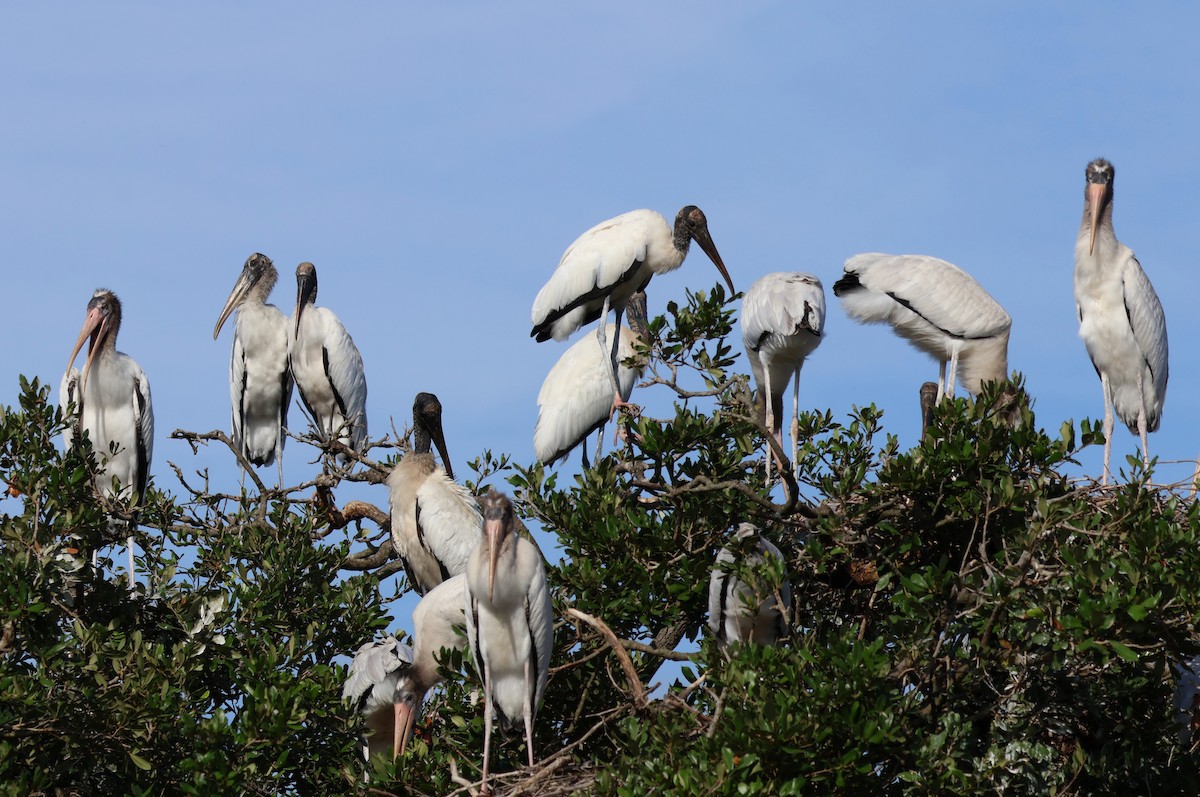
[213, 253, 293, 486]
[387, 393, 482, 596]
[342, 635, 415, 761]
[740, 273, 825, 482]
[708, 523, 791, 647]
[288, 261, 368, 459]
[465, 490, 553, 792]
[534, 291, 650, 466]
[1072, 158, 1168, 484]
[531, 206, 735, 413]
[61, 289, 154, 588]
[832, 253, 1011, 401]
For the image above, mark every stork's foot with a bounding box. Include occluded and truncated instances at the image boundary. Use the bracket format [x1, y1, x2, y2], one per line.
[612, 400, 643, 447]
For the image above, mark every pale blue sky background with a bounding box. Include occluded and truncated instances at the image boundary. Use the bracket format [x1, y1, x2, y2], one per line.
[4, 4, 1199, 648]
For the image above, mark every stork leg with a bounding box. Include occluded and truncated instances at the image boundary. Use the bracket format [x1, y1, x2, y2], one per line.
[126, 535, 135, 589]
[945, 352, 959, 400]
[1100, 372, 1114, 486]
[523, 657, 536, 768]
[1136, 371, 1150, 469]
[761, 354, 775, 487]
[791, 368, 801, 472]
[936, 361, 947, 403]
[481, 663, 494, 792]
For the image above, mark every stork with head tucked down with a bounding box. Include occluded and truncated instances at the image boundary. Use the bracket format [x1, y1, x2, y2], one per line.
[833, 253, 1011, 402]
[387, 393, 481, 596]
[741, 272, 825, 482]
[1072, 158, 1168, 484]
[61, 289, 153, 588]
[708, 523, 791, 647]
[213, 253, 293, 486]
[531, 206, 735, 415]
[343, 635, 415, 761]
[465, 490, 553, 792]
[288, 261, 368, 459]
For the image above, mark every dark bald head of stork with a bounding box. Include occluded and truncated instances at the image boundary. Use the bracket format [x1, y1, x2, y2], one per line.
[66, 289, 123, 395]
[674, 205, 736, 297]
[293, 261, 319, 337]
[213, 252, 278, 340]
[479, 489, 515, 601]
[412, 392, 455, 480]
[1085, 158, 1115, 256]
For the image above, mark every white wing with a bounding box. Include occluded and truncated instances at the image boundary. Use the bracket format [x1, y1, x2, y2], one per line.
[131, 360, 154, 501]
[292, 306, 368, 451]
[343, 636, 413, 704]
[741, 272, 826, 349]
[60, 367, 81, 449]
[522, 540, 555, 713]
[414, 472, 483, 586]
[1121, 255, 1168, 427]
[413, 574, 469, 668]
[534, 323, 642, 464]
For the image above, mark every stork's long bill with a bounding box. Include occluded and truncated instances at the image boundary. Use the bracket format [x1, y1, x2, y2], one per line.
[485, 513, 507, 601]
[66, 301, 110, 396]
[693, 227, 736, 297]
[213, 268, 254, 340]
[294, 263, 317, 337]
[1087, 181, 1106, 256]
[394, 695, 418, 758]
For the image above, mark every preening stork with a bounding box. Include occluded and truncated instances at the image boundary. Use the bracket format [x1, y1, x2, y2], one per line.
[288, 261, 368, 459]
[534, 291, 650, 466]
[387, 393, 482, 595]
[465, 490, 553, 791]
[1073, 158, 1168, 484]
[213, 253, 293, 485]
[833, 253, 1011, 401]
[708, 523, 791, 647]
[740, 273, 825, 482]
[342, 635, 414, 760]
[531, 206, 735, 413]
[60, 289, 153, 588]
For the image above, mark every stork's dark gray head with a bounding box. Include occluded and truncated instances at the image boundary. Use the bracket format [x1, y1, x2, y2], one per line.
[412, 392, 453, 480]
[293, 262, 319, 335]
[673, 205, 735, 297]
[480, 489, 516, 600]
[214, 252, 279, 339]
[66, 288, 124, 392]
[1086, 158, 1114, 187]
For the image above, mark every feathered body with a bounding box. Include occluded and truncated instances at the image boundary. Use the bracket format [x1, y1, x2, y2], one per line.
[289, 262, 368, 455]
[833, 253, 1011, 396]
[342, 636, 414, 760]
[708, 523, 791, 647]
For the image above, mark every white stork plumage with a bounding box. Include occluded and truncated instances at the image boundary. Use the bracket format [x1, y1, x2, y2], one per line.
[465, 490, 553, 791]
[342, 635, 415, 761]
[387, 393, 482, 596]
[1073, 158, 1168, 484]
[708, 523, 791, 647]
[61, 289, 154, 588]
[534, 291, 650, 466]
[833, 253, 1011, 401]
[531, 206, 735, 413]
[741, 273, 825, 481]
[288, 261, 368, 458]
[213, 253, 293, 485]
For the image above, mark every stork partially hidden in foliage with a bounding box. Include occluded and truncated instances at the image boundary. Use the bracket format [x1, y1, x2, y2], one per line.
[61, 289, 153, 588]
[343, 635, 414, 761]
[708, 523, 791, 647]
[288, 261, 368, 461]
[387, 393, 481, 596]
[465, 490, 553, 792]
[534, 291, 650, 466]
[531, 206, 735, 416]
[213, 253, 292, 485]
[1073, 158, 1168, 484]
[833, 253, 1011, 402]
[741, 272, 825, 483]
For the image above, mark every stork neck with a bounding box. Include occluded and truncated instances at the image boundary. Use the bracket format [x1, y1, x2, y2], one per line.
[671, 219, 693, 257]
[413, 424, 431, 455]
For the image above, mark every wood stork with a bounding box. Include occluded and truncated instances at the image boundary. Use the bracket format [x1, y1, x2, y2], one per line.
[1073, 158, 1168, 483]
[465, 490, 553, 791]
[288, 261, 368, 459]
[213, 253, 293, 485]
[740, 273, 825, 482]
[534, 291, 650, 466]
[342, 635, 415, 760]
[833, 253, 1011, 401]
[531, 206, 735, 412]
[708, 523, 791, 647]
[387, 393, 481, 596]
[60, 289, 153, 588]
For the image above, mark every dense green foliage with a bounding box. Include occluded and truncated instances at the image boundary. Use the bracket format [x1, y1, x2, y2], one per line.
[2, 290, 1199, 795]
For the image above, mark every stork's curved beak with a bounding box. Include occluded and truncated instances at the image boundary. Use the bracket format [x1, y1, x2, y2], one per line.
[426, 409, 455, 482]
[294, 269, 317, 338]
[393, 698, 420, 759]
[1087, 182, 1106, 256]
[485, 514, 506, 601]
[214, 269, 254, 340]
[67, 305, 107, 396]
[692, 227, 736, 297]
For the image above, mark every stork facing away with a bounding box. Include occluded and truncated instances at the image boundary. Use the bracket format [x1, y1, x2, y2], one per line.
[833, 253, 1011, 402]
[213, 253, 292, 485]
[61, 289, 153, 588]
[1072, 158, 1168, 484]
[465, 490, 553, 792]
[289, 261, 368, 460]
[387, 393, 481, 595]
[708, 523, 791, 647]
[740, 272, 825, 482]
[531, 206, 734, 415]
[534, 291, 650, 466]
[343, 635, 414, 761]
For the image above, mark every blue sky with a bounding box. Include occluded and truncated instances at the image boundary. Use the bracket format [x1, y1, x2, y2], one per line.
[4, 4, 1200, 643]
